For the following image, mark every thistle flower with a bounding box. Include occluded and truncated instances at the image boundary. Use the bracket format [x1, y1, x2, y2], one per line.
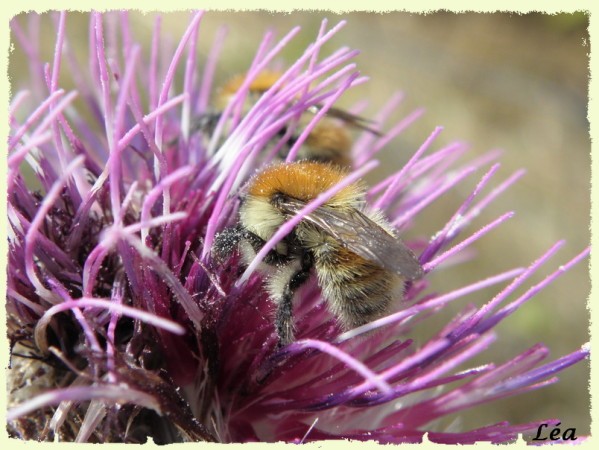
[6, 11, 589, 444]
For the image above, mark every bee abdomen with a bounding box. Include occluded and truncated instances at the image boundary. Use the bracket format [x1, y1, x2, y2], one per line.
[315, 249, 402, 329]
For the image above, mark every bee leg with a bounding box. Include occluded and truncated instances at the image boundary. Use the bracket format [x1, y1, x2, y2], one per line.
[212, 225, 244, 261]
[213, 226, 291, 267]
[275, 251, 313, 347]
[243, 230, 291, 266]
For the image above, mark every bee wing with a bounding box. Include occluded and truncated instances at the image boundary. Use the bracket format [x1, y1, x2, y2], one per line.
[307, 105, 383, 136]
[279, 198, 424, 280]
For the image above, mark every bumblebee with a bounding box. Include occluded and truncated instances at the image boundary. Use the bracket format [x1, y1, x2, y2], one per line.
[214, 161, 423, 345]
[201, 70, 381, 168]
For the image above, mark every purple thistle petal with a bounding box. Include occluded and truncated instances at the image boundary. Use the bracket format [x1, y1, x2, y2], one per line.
[8, 89, 69, 152]
[116, 94, 188, 153]
[123, 212, 188, 234]
[154, 11, 204, 173]
[353, 91, 406, 164]
[148, 16, 161, 111]
[287, 339, 392, 395]
[474, 247, 591, 336]
[197, 25, 228, 114]
[24, 155, 85, 304]
[44, 277, 103, 356]
[420, 162, 501, 263]
[180, 14, 201, 144]
[49, 12, 65, 94]
[206, 26, 301, 154]
[34, 297, 186, 348]
[367, 141, 465, 198]
[140, 166, 195, 240]
[399, 346, 589, 430]
[93, 13, 115, 154]
[9, 89, 30, 117]
[10, 18, 45, 98]
[374, 126, 443, 210]
[106, 277, 126, 377]
[504, 344, 590, 392]
[285, 71, 360, 162]
[359, 108, 426, 166]
[8, 132, 53, 188]
[393, 164, 478, 227]
[465, 168, 527, 223]
[113, 46, 140, 145]
[450, 241, 566, 340]
[118, 232, 205, 329]
[8, 385, 162, 422]
[338, 267, 524, 341]
[8, 287, 46, 316]
[424, 211, 514, 271]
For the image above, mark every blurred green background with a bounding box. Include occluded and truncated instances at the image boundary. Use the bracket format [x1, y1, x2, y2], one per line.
[9, 11, 590, 437]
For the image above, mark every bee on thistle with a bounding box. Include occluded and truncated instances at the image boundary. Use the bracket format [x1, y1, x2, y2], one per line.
[201, 70, 382, 168]
[7, 12, 589, 444]
[214, 161, 423, 345]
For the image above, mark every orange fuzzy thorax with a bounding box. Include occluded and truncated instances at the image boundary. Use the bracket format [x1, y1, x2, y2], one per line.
[216, 70, 283, 110]
[246, 161, 363, 209]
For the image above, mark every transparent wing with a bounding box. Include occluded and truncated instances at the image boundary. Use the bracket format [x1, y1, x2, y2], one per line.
[308, 105, 383, 136]
[279, 198, 424, 280]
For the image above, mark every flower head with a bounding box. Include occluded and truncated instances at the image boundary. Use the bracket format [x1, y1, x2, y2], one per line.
[7, 11, 589, 444]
